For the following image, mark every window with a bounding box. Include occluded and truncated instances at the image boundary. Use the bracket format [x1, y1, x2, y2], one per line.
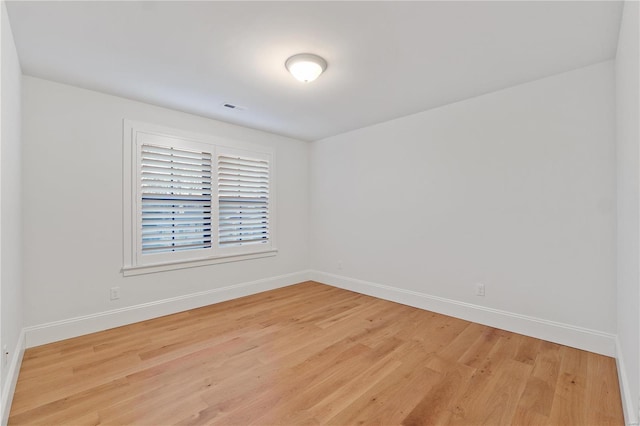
[218, 153, 270, 248]
[123, 121, 275, 275]
[141, 144, 213, 256]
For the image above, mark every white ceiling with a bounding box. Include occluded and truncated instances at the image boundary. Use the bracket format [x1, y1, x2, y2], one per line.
[6, 1, 623, 141]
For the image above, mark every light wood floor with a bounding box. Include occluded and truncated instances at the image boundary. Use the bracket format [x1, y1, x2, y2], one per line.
[9, 281, 623, 425]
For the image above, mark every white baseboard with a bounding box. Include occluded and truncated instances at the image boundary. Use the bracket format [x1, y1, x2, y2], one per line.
[1, 329, 25, 426]
[616, 337, 639, 426]
[24, 270, 312, 348]
[310, 271, 616, 357]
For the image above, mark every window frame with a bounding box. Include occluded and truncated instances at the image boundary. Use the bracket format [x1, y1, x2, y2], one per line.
[123, 120, 276, 276]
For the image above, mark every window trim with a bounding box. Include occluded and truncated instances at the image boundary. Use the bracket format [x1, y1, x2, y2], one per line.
[123, 120, 277, 276]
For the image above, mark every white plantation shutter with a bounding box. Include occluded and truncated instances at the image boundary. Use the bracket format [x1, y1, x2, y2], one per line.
[124, 121, 276, 273]
[218, 154, 270, 247]
[140, 144, 213, 254]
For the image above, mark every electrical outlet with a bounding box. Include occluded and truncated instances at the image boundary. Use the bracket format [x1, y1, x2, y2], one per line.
[476, 283, 485, 296]
[110, 287, 120, 300]
[3, 345, 8, 367]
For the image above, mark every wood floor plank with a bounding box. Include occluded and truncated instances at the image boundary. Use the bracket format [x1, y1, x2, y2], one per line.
[517, 341, 563, 419]
[401, 365, 475, 426]
[449, 358, 533, 425]
[548, 345, 589, 424]
[9, 281, 624, 425]
[323, 355, 437, 425]
[234, 343, 373, 425]
[585, 351, 625, 425]
[303, 347, 405, 423]
[437, 322, 487, 361]
[457, 327, 503, 368]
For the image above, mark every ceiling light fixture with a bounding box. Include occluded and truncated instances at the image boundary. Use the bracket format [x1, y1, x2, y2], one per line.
[285, 53, 327, 83]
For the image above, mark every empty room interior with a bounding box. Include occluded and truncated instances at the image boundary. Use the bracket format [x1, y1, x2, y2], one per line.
[1, 0, 639, 425]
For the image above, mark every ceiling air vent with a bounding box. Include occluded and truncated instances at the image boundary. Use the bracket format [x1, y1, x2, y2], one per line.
[222, 103, 246, 111]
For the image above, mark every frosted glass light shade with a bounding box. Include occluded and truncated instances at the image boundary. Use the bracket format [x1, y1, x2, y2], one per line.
[285, 53, 327, 83]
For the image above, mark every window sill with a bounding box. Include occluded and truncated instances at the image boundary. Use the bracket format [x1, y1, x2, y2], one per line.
[122, 249, 278, 276]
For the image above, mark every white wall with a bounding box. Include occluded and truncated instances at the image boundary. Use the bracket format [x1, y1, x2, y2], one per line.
[310, 61, 616, 346]
[615, 1, 640, 424]
[21, 77, 309, 343]
[0, 0, 23, 422]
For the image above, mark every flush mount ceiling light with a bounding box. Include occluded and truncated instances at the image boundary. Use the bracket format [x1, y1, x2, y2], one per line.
[285, 53, 327, 83]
